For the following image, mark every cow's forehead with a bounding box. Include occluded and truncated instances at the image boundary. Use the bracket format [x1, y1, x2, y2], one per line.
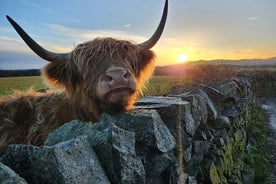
[75, 38, 140, 53]
[70, 38, 143, 76]
[72, 38, 141, 65]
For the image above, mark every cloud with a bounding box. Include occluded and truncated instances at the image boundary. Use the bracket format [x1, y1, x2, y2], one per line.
[0, 50, 45, 69]
[0, 36, 44, 69]
[21, 0, 40, 8]
[46, 8, 54, 14]
[21, 0, 54, 14]
[47, 23, 146, 43]
[229, 49, 253, 54]
[28, 3, 40, 8]
[122, 24, 131, 28]
[0, 27, 13, 33]
[0, 36, 33, 54]
[248, 16, 257, 21]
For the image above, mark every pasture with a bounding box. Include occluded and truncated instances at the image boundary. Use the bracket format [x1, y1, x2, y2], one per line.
[1, 64, 275, 97]
[0, 76, 46, 96]
[0, 76, 178, 97]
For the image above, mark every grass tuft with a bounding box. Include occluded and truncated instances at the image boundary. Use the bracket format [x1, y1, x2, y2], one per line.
[245, 103, 270, 183]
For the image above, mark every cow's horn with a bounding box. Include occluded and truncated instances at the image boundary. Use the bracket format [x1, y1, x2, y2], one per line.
[138, 0, 168, 49]
[6, 15, 70, 62]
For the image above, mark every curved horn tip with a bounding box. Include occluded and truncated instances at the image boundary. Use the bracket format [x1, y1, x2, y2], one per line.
[138, 0, 168, 49]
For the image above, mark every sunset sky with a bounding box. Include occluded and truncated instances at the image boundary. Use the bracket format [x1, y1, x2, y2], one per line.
[0, 0, 276, 69]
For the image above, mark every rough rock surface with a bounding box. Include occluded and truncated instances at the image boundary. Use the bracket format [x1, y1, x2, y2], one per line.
[45, 109, 176, 183]
[1, 136, 109, 184]
[46, 120, 145, 184]
[0, 162, 27, 184]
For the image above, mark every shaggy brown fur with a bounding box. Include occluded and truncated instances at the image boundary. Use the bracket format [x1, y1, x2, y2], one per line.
[0, 38, 155, 155]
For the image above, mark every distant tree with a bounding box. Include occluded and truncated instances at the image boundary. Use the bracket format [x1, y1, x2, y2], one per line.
[0, 69, 41, 77]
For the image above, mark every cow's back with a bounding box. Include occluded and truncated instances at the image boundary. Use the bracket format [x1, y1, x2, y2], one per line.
[0, 90, 72, 155]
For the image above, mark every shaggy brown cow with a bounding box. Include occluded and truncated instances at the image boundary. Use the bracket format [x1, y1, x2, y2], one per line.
[0, 0, 168, 155]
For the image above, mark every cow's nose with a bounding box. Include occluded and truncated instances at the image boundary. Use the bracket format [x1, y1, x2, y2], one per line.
[102, 69, 131, 87]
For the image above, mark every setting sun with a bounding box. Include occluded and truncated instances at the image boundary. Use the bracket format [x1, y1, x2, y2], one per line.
[176, 54, 189, 63]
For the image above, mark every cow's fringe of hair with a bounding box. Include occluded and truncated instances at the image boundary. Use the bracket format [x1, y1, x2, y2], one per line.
[72, 37, 141, 72]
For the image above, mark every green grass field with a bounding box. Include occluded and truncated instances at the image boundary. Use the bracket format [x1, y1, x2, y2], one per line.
[1, 65, 275, 97]
[0, 76, 48, 96]
[142, 76, 178, 97]
[0, 76, 179, 97]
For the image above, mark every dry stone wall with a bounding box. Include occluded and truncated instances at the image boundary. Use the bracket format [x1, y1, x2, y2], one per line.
[0, 76, 257, 183]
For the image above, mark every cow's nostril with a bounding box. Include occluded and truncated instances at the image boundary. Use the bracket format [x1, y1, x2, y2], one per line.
[102, 74, 113, 82]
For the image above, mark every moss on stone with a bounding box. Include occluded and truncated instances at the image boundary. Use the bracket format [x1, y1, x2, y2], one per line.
[210, 165, 220, 184]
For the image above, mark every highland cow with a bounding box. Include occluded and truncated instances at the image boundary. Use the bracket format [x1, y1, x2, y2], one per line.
[0, 0, 168, 155]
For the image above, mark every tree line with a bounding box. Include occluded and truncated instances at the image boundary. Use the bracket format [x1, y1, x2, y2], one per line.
[0, 69, 41, 77]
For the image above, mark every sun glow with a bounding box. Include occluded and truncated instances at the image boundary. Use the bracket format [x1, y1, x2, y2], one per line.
[176, 54, 189, 63]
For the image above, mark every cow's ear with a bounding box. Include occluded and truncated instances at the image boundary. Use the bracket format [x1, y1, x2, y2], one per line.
[138, 49, 156, 74]
[42, 61, 81, 88]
